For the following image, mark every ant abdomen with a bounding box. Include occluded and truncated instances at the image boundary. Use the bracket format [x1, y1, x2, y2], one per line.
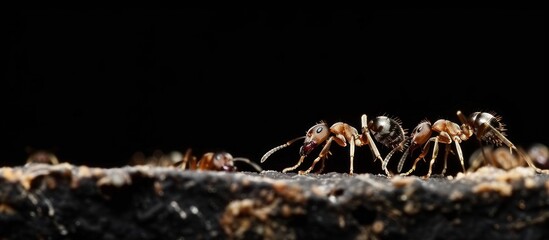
[368, 116, 408, 150]
[468, 112, 507, 146]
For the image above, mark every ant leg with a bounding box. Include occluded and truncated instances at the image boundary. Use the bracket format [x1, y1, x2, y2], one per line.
[401, 157, 421, 176]
[441, 144, 451, 175]
[349, 136, 356, 175]
[425, 137, 440, 178]
[453, 139, 466, 174]
[361, 114, 382, 162]
[314, 157, 326, 174]
[401, 155, 425, 176]
[283, 155, 306, 173]
[300, 137, 334, 175]
[401, 139, 434, 176]
[515, 147, 549, 174]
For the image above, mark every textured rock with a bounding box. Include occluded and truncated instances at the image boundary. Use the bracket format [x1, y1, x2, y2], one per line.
[1, 163, 549, 239]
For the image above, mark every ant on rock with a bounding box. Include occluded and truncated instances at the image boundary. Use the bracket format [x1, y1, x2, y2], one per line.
[174, 149, 262, 172]
[397, 110, 549, 178]
[396, 118, 469, 178]
[261, 114, 407, 175]
[457, 110, 549, 174]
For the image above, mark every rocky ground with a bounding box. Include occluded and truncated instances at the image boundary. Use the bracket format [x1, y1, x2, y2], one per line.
[1, 163, 549, 239]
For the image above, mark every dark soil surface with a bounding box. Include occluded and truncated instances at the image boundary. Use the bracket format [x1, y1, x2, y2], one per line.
[1, 163, 549, 239]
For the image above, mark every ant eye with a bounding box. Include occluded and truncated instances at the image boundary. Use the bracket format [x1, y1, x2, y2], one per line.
[316, 127, 323, 133]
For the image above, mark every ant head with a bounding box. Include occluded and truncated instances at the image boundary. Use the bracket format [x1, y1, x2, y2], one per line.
[212, 152, 235, 171]
[409, 120, 432, 152]
[299, 122, 330, 156]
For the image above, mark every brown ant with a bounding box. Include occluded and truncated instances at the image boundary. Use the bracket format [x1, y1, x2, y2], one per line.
[467, 146, 528, 172]
[174, 149, 262, 172]
[528, 143, 549, 169]
[397, 118, 470, 178]
[398, 111, 549, 178]
[25, 147, 59, 165]
[457, 110, 549, 174]
[260, 114, 407, 175]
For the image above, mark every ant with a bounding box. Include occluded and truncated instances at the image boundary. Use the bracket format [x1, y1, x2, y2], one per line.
[398, 110, 549, 178]
[25, 147, 59, 165]
[174, 149, 263, 172]
[260, 114, 407, 175]
[457, 110, 549, 174]
[467, 145, 528, 172]
[397, 118, 470, 178]
[528, 143, 549, 169]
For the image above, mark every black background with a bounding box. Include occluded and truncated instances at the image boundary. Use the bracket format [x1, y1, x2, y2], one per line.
[3, 9, 546, 175]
